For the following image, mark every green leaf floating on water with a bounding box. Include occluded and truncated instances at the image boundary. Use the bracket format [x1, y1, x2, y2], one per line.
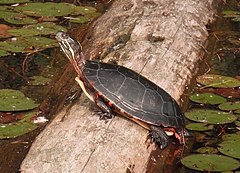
[181, 154, 240, 172]
[235, 120, 240, 127]
[223, 10, 240, 16]
[186, 123, 214, 131]
[15, 2, 74, 17]
[222, 134, 240, 141]
[190, 93, 227, 105]
[0, 7, 36, 24]
[0, 111, 37, 139]
[0, 89, 39, 111]
[0, 8, 15, 18]
[197, 74, 240, 88]
[9, 28, 39, 37]
[0, 41, 26, 53]
[70, 6, 101, 23]
[28, 76, 51, 86]
[39, 16, 58, 22]
[19, 36, 58, 50]
[72, 6, 98, 16]
[219, 101, 240, 111]
[218, 141, 240, 159]
[0, 36, 58, 54]
[235, 109, 240, 114]
[9, 22, 67, 37]
[0, 6, 37, 25]
[218, 134, 240, 159]
[0, 50, 10, 57]
[185, 109, 237, 124]
[3, 13, 37, 25]
[196, 146, 218, 154]
[223, 10, 240, 22]
[15, 36, 58, 50]
[69, 16, 91, 24]
[0, 0, 29, 4]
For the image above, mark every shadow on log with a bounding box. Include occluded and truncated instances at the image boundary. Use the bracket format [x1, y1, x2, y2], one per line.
[21, 0, 219, 172]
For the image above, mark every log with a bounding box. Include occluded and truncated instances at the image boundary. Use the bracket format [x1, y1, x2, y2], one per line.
[21, 0, 218, 172]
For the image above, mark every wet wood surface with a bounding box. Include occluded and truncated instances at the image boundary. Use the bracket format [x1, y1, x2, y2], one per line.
[21, 0, 218, 172]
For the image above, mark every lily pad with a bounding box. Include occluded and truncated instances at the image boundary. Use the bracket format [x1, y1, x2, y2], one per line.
[0, 41, 25, 53]
[84, 12, 101, 19]
[0, 6, 13, 11]
[181, 154, 239, 172]
[0, 111, 37, 139]
[235, 120, 240, 127]
[185, 109, 237, 124]
[22, 36, 58, 49]
[9, 28, 39, 37]
[0, 49, 10, 57]
[200, 88, 240, 99]
[33, 22, 67, 34]
[9, 36, 58, 51]
[0, 10, 14, 19]
[15, 2, 74, 17]
[9, 22, 67, 37]
[223, 10, 240, 22]
[71, 6, 101, 19]
[218, 140, 240, 159]
[28, 76, 51, 86]
[190, 93, 227, 105]
[0, 5, 12, 10]
[0, 0, 29, 4]
[0, 89, 39, 111]
[235, 109, 240, 114]
[72, 6, 98, 16]
[0, 36, 57, 53]
[219, 102, 240, 111]
[3, 13, 37, 25]
[197, 74, 240, 88]
[68, 16, 91, 24]
[223, 10, 240, 16]
[186, 123, 214, 131]
[38, 16, 58, 22]
[222, 134, 240, 141]
[196, 147, 218, 154]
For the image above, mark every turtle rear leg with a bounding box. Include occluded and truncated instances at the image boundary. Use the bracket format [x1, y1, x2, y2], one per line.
[175, 128, 191, 147]
[149, 126, 169, 149]
[95, 98, 114, 120]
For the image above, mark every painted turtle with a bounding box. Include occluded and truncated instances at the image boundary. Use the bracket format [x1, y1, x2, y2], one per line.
[56, 32, 188, 149]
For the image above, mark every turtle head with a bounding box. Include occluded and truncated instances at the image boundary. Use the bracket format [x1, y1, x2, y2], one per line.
[55, 32, 82, 60]
[56, 32, 86, 76]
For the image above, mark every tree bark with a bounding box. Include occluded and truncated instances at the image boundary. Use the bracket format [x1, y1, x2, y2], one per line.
[21, 0, 218, 172]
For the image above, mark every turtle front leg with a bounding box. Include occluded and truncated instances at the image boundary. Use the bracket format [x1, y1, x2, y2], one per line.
[149, 125, 169, 149]
[75, 76, 113, 120]
[95, 98, 114, 120]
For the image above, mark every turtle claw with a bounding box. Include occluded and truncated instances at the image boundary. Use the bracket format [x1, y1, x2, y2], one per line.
[99, 112, 113, 120]
[92, 109, 113, 120]
[149, 131, 169, 149]
[149, 126, 169, 149]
